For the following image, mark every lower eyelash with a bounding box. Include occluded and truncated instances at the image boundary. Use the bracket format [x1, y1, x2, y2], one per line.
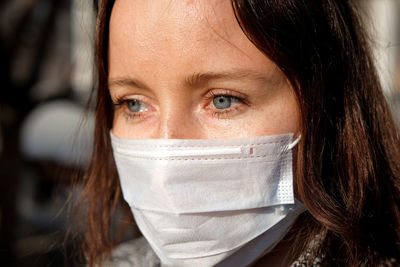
[112, 98, 141, 122]
[212, 110, 228, 119]
[112, 97, 142, 121]
[211, 106, 241, 119]
[124, 112, 141, 122]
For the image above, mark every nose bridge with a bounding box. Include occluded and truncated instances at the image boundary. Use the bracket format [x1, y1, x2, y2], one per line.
[158, 97, 198, 139]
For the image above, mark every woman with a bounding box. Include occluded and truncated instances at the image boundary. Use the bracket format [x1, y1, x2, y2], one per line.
[78, 0, 400, 266]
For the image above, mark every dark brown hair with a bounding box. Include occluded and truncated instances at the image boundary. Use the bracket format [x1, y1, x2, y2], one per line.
[79, 0, 400, 266]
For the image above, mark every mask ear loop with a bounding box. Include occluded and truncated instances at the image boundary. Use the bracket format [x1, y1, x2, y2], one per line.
[282, 135, 301, 153]
[288, 135, 301, 150]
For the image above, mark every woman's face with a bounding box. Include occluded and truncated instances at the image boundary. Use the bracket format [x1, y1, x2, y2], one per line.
[109, 0, 299, 139]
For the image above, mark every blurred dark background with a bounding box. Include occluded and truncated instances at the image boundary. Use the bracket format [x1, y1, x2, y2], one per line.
[0, 0, 399, 266]
[1, 0, 95, 266]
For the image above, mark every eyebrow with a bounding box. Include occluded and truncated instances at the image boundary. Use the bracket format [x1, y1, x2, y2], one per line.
[108, 69, 276, 90]
[108, 77, 150, 90]
[184, 70, 274, 88]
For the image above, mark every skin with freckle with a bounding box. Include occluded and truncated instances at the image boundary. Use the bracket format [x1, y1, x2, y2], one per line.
[109, 0, 300, 139]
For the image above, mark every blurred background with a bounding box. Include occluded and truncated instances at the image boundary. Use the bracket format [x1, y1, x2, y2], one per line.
[1, 0, 95, 266]
[0, 0, 399, 266]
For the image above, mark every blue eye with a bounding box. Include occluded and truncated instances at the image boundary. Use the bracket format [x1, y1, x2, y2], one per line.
[213, 96, 235, 109]
[112, 97, 152, 122]
[113, 98, 149, 114]
[127, 99, 144, 112]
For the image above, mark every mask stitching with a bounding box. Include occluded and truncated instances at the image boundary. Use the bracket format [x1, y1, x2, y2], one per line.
[114, 153, 291, 161]
[112, 139, 290, 148]
[111, 139, 289, 148]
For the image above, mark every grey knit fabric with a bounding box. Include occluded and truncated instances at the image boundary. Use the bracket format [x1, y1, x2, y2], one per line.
[105, 238, 161, 267]
[107, 237, 398, 267]
[106, 237, 312, 267]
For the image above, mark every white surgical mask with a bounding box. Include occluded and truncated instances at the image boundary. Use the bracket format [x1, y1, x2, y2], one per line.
[110, 132, 305, 267]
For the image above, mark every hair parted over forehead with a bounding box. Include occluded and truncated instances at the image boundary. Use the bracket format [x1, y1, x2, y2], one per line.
[78, 0, 400, 266]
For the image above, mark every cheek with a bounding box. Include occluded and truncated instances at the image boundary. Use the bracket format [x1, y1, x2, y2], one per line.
[112, 113, 130, 138]
[112, 111, 157, 138]
[264, 92, 300, 135]
[255, 87, 300, 135]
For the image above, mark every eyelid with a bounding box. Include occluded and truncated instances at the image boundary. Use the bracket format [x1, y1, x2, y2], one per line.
[203, 89, 249, 106]
[112, 94, 152, 106]
[200, 89, 250, 121]
[112, 95, 154, 123]
[204, 89, 246, 98]
[112, 95, 155, 119]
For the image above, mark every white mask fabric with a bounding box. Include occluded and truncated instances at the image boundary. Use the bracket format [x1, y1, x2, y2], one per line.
[110, 132, 305, 267]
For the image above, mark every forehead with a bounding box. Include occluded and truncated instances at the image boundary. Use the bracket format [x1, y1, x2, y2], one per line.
[110, 0, 240, 47]
[109, 0, 278, 79]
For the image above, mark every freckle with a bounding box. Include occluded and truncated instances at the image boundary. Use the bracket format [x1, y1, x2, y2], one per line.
[186, 0, 194, 5]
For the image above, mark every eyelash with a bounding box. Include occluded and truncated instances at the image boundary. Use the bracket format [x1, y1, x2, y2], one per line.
[111, 90, 248, 121]
[112, 97, 143, 121]
[203, 91, 248, 119]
